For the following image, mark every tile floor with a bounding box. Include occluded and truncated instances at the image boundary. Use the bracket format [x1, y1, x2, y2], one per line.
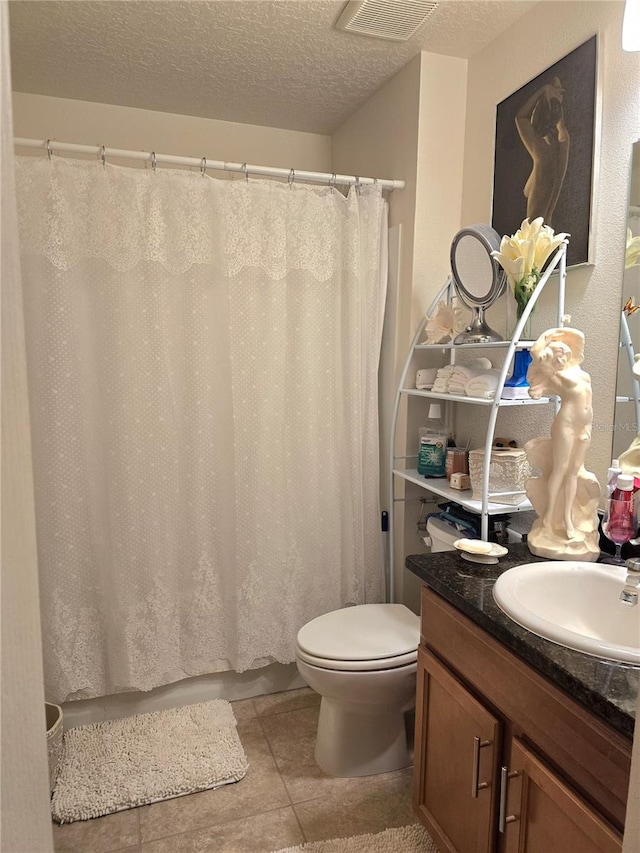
[52, 687, 418, 853]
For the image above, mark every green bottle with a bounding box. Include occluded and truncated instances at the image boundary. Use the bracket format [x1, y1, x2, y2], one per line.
[417, 404, 447, 478]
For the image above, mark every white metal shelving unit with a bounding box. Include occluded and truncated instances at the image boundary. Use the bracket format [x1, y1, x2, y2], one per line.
[388, 245, 567, 603]
[617, 310, 640, 430]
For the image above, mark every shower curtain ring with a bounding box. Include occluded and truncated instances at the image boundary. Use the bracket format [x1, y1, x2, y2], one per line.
[46, 139, 53, 160]
[288, 168, 295, 189]
[241, 163, 249, 182]
[200, 157, 207, 177]
[99, 145, 106, 168]
[329, 173, 336, 193]
[151, 151, 157, 173]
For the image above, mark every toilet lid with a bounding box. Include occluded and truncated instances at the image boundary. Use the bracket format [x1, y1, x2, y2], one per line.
[296, 604, 420, 664]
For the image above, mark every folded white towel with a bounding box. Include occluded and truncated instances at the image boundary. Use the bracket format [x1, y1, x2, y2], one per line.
[451, 364, 480, 382]
[465, 370, 501, 399]
[468, 357, 493, 371]
[430, 364, 455, 393]
[450, 364, 489, 396]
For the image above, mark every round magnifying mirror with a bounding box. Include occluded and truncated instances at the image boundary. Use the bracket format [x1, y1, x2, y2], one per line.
[450, 224, 506, 344]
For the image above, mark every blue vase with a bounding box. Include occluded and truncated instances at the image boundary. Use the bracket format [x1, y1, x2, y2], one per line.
[502, 349, 533, 400]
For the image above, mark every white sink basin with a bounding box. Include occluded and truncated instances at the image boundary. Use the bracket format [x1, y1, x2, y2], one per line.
[493, 561, 640, 665]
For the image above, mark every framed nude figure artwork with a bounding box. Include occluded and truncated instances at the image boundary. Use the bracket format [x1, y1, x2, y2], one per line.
[492, 35, 598, 267]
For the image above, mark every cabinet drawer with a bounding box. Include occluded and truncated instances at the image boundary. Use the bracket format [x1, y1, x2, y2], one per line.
[420, 586, 631, 830]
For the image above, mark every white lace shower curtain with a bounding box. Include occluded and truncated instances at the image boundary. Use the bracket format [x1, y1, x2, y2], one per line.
[16, 156, 388, 703]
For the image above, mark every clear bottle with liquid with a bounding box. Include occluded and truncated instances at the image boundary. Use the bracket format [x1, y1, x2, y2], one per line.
[417, 403, 447, 478]
[606, 458, 621, 496]
[606, 474, 637, 561]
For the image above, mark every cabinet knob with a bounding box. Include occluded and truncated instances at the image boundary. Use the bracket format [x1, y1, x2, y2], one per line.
[471, 735, 491, 798]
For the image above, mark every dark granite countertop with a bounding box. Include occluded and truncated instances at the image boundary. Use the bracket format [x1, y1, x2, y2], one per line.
[406, 543, 638, 740]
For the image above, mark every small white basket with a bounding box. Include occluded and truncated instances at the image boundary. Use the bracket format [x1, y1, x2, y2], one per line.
[46, 702, 63, 794]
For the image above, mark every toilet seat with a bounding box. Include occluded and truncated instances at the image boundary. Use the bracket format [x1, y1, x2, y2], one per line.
[295, 604, 419, 672]
[296, 646, 417, 671]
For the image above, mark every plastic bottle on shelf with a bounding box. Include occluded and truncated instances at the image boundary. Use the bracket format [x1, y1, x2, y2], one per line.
[417, 404, 447, 478]
[606, 459, 621, 496]
[608, 474, 636, 545]
[611, 473, 635, 503]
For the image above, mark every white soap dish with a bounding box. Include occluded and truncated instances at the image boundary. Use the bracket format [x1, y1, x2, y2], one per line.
[453, 538, 508, 565]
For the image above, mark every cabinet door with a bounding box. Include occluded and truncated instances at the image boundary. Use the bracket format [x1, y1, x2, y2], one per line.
[414, 648, 502, 853]
[501, 738, 622, 853]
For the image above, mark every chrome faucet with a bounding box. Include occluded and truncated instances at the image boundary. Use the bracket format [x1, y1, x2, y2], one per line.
[620, 558, 640, 606]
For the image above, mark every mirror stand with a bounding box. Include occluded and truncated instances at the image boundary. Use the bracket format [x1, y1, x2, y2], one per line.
[454, 305, 503, 344]
[450, 224, 506, 345]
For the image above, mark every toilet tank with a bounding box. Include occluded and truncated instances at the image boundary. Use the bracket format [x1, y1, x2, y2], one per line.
[426, 517, 460, 553]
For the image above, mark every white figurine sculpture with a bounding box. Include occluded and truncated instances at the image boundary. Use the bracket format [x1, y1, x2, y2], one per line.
[524, 327, 600, 561]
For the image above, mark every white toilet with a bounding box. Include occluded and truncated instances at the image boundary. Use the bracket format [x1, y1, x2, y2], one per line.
[295, 603, 420, 778]
[426, 516, 460, 552]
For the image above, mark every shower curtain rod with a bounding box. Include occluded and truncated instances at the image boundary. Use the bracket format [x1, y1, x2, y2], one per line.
[14, 137, 405, 191]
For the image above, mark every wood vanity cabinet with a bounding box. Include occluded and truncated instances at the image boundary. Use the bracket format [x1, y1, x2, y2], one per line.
[413, 587, 631, 853]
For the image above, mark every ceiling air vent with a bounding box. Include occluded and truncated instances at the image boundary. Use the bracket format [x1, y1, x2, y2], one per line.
[335, 0, 439, 42]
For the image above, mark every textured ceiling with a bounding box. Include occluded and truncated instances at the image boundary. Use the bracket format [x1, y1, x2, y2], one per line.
[9, 0, 539, 134]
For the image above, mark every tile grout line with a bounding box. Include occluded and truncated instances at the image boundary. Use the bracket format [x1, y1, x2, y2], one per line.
[290, 801, 310, 845]
[252, 694, 320, 719]
[254, 711, 297, 810]
[254, 703, 317, 843]
[137, 802, 301, 849]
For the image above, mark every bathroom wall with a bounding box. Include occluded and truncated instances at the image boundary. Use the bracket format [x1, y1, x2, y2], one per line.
[332, 55, 423, 605]
[336, 1, 640, 613]
[457, 0, 640, 493]
[332, 51, 467, 607]
[12, 92, 332, 172]
[1, 8, 53, 846]
[333, 51, 467, 347]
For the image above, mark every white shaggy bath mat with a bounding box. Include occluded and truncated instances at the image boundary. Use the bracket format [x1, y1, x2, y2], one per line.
[272, 824, 438, 853]
[52, 699, 248, 823]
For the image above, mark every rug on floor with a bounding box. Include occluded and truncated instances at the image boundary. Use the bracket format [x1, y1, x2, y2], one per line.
[51, 699, 248, 823]
[272, 824, 438, 853]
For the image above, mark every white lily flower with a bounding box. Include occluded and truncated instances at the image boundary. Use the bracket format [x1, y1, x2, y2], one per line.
[521, 238, 536, 278]
[533, 230, 570, 270]
[520, 217, 543, 242]
[490, 218, 570, 327]
[491, 252, 524, 288]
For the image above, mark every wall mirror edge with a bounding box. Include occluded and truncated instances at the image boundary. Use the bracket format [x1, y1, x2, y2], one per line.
[613, 139, 640, 473]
